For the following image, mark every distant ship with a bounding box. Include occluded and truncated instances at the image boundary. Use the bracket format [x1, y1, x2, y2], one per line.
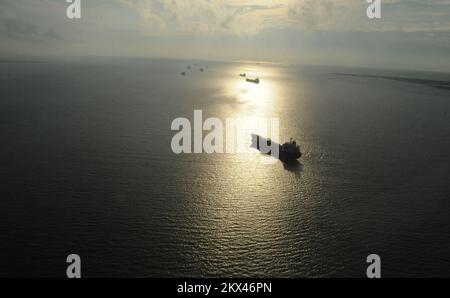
[239, 73, 246, 77]
[246, 77, 260, 84]
[251, 134, 302, 161]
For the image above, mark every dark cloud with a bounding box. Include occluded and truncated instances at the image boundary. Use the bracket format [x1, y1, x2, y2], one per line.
[0, 17, 62, 41]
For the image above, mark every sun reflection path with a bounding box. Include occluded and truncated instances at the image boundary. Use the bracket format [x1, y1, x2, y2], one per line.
[226, 66, 278, 117]
[188, 64, 308, 275]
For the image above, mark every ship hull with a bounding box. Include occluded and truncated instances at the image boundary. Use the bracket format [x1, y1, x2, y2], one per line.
[251, 134, 302, 161]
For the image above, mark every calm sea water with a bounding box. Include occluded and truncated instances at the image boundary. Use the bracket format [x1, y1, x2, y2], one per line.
[0, 58, 449, 277]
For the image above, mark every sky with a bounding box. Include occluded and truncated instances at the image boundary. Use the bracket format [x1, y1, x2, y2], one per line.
[0, 0, 449, 71]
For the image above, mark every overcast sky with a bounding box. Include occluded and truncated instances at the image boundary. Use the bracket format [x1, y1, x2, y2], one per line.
[1, 0, 449, 71]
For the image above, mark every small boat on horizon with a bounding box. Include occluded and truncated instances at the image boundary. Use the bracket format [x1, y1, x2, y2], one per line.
[246, 77, 260, 84]
[239, 73, 246, 77]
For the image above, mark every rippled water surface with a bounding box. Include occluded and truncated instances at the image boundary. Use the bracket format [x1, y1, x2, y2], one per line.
[0, 58, 449, 277]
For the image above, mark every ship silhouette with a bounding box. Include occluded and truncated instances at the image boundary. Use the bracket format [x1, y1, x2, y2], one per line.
[246, 77, 260, 84]
[251, 134, 302, 161]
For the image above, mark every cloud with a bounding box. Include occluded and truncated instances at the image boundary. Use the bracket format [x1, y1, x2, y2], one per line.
[119, 0, 362, 34]
[0, 0, 67, 42]
[120, 0, 450, 35]
[0, 0, 449, 71]
[0, 17, 65, 42]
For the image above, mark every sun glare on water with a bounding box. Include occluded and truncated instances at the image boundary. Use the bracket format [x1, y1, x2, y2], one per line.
[226, 66, 279, 117]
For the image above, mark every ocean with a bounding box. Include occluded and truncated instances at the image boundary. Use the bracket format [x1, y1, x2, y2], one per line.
[0, 57, 449, 277]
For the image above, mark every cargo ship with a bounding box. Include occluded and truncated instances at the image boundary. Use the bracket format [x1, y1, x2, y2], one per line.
[246, 77, 260, 84]
[251, 134, 302, 161]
